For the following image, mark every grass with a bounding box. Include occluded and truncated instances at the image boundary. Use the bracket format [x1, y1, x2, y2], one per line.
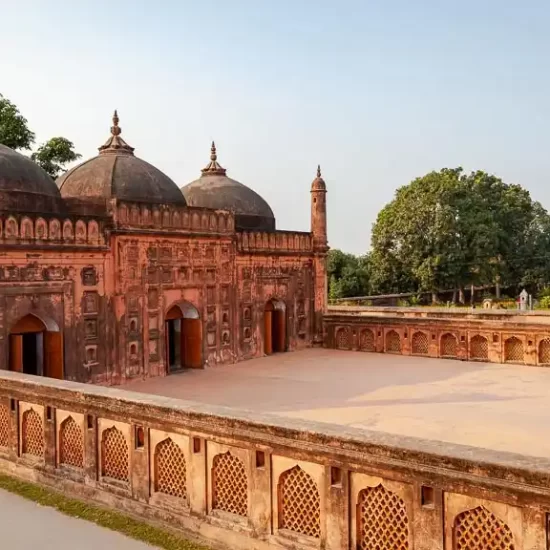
[0, 473, 210, 549]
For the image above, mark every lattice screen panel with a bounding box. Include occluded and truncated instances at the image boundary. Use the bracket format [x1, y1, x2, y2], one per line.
[470, 336, 488, 360]
[357, 485, 409, 550]
[504, 337, 524, 363]
[279, 466, 320, 538]
[336, 328, 351, 350]
[22, 409, 44, 457]
[412, 332, 429, 355]
[60, 416, 84, 468]
[360, 329, 375, 352]
[441, 333, 458, 358]
[0, 404, 9, 447]
[212, 452, 248, 516]
[386, 331, 401, 354]
[453, 506, 515, 550]
[101, 427, 129, 482]
[539, 339, 550, 364]
[155, 438, 187, 500]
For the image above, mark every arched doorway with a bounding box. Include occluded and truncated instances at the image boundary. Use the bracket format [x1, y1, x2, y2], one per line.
[264, 299, 286, 355]
[9, 314, 63, 379]
[165, 301, 202, 371]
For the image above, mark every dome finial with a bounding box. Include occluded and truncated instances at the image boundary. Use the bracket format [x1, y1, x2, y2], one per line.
[210, 141, 217, 162]
[311, 163, 326, 191]
[317, 164, 321, 178]
[201, 140, 227, 176]
[98, 109, 134, 155]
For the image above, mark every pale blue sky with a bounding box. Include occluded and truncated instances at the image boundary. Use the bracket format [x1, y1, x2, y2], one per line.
[1, 1, 548, 253]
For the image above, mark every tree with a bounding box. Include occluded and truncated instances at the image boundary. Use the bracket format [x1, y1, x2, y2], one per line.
[0, 94, 35, 150]
[369, 168, 550, 299]
[0, 94, 80, 179]
[327, 249, 371, 300]
[31, 137, 81, 179]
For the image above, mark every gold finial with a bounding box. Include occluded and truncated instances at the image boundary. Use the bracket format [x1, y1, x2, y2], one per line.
[111, 109, 121, 136]
[317, 164, 321, 178]
[210, 141, 217, 161]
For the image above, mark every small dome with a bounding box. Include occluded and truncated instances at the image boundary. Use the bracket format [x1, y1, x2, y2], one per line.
[58, 111, 186, 206]
[311, 165, 326, 191]
[0, 144, 64, 213]
[181, 142, 275, 232]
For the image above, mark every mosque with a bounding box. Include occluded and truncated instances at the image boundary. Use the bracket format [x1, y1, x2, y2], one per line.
[0, 112, 328, 385]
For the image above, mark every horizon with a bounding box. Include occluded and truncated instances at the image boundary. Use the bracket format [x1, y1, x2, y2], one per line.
[2, 0, 548, 254]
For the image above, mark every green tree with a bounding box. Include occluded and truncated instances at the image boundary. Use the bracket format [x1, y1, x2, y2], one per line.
[0, 94, 35, 150]
[0, 94, 80, 178]
[369, 168, 550, 299]
[327, 249, 370, 300]
[31, 137, 81, 179]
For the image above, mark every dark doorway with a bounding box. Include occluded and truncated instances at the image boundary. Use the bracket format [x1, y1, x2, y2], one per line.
[165, 302, 202, 371]
[264, 300, 286, 355]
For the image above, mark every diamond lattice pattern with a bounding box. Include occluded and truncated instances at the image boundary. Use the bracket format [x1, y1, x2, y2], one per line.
[60, 416, 84, 468]
[102, 427, 129, 482]
[212, 452, 248, 517]
[279, 466, 320, 538]
[22, 409, 44, 457]
[504, 337, 524, 363]
[412, 332, 429, 355]
[454, 506, 515, 550]
[360, 329, 375, 352]
[155, 438, 187, 500]
[386, 331, 401, 354]
[0, 404, 9, 447]
[539, 339, 550, 364]
[336, 328, 350, 350]
[357, 485, 409, 550]
[470, 335, 488, 360]
[441, 333, 458, 358]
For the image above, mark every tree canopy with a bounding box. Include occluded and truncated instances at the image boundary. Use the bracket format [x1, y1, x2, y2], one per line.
[368, 168, 550, 298]
[0, 94, 80, 178]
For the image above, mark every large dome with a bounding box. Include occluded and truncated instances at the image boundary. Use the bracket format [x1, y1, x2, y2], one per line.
[58, 112, 186, 206]
[0, 144, 64, 213]
[181, 143, 275, 232]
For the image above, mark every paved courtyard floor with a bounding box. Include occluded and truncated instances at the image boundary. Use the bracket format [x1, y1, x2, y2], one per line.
[127, 348, 550, 458]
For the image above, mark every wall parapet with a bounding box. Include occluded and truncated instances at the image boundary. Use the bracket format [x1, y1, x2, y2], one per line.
[116, 201, 235, 235]
[0, 371, 548, 549]
[237, 230, 312, 254]
[0, 213, 107, 247]
[324, 312, 550, 365]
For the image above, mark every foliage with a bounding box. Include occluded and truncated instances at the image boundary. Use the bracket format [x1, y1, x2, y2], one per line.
[0, 93, 80, 178]
[368, 168, 550, 298]
[538, 296, 550, 309]
[327, 249, 370, 300]
[31, 137, 81, 179]
[0, 94, 35, 150]
[0, 473, 207, 550]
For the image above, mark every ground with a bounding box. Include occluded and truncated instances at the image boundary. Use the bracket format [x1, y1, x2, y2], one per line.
[0, 488, 156, 549]
[127, 348, 550, 458]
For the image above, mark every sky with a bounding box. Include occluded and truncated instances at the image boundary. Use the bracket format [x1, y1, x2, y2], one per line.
[1, 1, 548, 254]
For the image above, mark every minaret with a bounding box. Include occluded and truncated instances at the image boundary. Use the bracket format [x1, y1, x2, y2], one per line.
[310, 165, 328, 344]
[311, 164, 328, 249]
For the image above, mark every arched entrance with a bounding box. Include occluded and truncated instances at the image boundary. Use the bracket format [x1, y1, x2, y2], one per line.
[9, 314, 63, 379]
[165, 301, 202, 371]
[264, 299, 286, 355]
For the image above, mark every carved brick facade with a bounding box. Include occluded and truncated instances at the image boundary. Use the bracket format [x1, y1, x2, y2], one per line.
[0, 115, 328, 385]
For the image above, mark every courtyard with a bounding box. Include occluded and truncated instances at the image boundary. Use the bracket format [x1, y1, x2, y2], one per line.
[127, 348, 549, 458]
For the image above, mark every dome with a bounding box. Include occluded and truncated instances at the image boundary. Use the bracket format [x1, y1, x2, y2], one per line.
[311, 165, 326, 191]
[58, 112, 186, 207]
[181, 142, 275, 232]
[0, 144, 64, 213]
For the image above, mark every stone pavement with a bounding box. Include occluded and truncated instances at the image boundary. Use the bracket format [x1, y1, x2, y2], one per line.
[0, 488, 156, 549]
[127, 348, 550, 458]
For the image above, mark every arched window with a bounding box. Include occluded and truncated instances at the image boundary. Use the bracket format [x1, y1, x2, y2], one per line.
[385, 330, 401, 354]
[440, 333, 458, 358]
[101, 427, 129, 482]
[504, 336, 524, 363]
[59, 416, 84, 468]
[469, 335, 488, 361]
[411, 331, 429, 355]
[154, 438, 187, 500]
[453, 506, 514, 550]
[212, 452, 248, 517]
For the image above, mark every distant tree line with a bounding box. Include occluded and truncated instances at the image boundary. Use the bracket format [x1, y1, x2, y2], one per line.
[329, 168, 550, 303]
